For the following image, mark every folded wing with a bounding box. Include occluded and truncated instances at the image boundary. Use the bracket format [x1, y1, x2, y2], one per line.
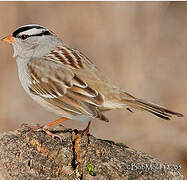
[27, 57, 108, 122]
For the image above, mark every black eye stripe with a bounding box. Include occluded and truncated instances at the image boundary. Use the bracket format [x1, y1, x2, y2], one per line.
[13, 25, 45, 37]
[19, 34, 29, 40]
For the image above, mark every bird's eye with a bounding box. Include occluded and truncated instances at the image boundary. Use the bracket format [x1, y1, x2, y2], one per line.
[19, 34, 29, 40]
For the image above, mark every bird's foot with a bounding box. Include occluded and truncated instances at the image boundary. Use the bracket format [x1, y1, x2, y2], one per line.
[25, 124, 63, 142]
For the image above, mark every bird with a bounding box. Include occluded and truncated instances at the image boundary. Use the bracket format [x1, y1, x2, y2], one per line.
[2, 24, 183, 136]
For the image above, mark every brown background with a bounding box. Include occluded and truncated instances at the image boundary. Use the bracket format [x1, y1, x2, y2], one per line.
[0, 2, 186, 177]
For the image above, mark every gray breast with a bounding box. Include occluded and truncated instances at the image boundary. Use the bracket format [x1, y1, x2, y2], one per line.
[16, 57, 32, 93]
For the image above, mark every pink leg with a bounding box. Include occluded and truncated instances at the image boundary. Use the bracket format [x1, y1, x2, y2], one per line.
[27, 117, 68, 140]
[82, 121, 91, 136]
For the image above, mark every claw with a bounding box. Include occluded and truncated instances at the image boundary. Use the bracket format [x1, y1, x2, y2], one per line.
[38, 126, 63, 142]
[36, 128, 44, 132]
[51, 134, 63, 143]
[26, 124, 63, 142]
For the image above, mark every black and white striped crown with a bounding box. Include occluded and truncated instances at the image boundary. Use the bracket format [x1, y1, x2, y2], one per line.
[12, 24, 53, 38]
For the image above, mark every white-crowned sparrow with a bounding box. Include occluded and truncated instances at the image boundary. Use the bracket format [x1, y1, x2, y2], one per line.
[2, 24, 183, 134]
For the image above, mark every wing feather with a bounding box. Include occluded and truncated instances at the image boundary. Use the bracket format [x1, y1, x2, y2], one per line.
[27, 56, 106, 120]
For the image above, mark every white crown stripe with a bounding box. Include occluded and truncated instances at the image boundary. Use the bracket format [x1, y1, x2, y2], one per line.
[19, 28, 45, 36]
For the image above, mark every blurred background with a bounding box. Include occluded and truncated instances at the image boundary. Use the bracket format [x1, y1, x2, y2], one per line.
[0, 1, 186, 176]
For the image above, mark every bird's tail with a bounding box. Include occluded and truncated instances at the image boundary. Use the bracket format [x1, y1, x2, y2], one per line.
[120, 92, 183, 120]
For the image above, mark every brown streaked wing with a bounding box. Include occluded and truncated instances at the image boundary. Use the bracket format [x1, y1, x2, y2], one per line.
[44, 46, 92, 70]
[27, 57, 105, 120]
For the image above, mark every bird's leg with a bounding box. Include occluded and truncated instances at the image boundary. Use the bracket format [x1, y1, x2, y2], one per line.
[42, 117, 68, 130]
[28, 117, 68, 141]
[81, 121, 91, 136]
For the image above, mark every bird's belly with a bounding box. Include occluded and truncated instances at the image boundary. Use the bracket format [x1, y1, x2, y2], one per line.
[30, 94, 93, 122]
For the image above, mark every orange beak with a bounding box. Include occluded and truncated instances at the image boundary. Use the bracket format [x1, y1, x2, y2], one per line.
[2, 36, 15, 44]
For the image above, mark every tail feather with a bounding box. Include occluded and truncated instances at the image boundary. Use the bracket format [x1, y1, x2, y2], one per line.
[122, 97, 183, 120]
